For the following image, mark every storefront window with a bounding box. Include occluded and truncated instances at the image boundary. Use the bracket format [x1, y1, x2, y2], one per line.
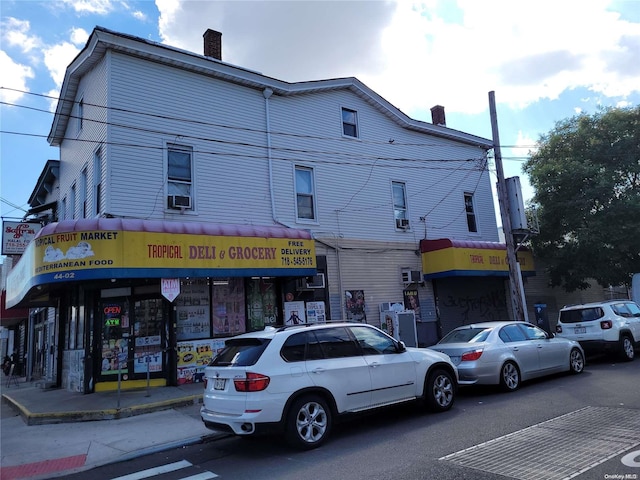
[175, 279, 211, 341]
[212, 278, 246, 336]
[247, 278, 278, 330]
[133, 299, 164, 374]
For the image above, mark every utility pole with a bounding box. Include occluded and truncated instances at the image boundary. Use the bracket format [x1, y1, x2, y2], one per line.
[488, 91, 526, 322]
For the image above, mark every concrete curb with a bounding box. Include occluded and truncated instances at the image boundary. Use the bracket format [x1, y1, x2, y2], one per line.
[2, 392, 202, 425]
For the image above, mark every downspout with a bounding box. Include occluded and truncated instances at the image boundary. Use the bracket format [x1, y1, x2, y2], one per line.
[263, 87, 285, 227]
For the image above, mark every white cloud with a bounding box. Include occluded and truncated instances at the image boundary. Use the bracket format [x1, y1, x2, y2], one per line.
[154, 0, 640, 117]
[2, 17, 41, 54]
[61, 0, 114, 15]
[0, 50, 35, 103]
[70, 27, 90, 46]
[43, 41, 81, 88]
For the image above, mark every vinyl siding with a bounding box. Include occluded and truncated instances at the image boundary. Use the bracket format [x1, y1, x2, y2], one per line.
[58, 56, 108, 221]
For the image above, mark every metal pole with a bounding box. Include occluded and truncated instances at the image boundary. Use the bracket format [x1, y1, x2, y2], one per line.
[117, 367, 121, 409]
[488, 91, 526, 321]
[146, 355, 150, 397]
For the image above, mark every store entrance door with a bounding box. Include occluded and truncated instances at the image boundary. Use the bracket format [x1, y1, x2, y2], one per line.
[98, 296, 168, 389]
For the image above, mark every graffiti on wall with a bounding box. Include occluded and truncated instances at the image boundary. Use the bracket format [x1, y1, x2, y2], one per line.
[442, 288, 507, 323]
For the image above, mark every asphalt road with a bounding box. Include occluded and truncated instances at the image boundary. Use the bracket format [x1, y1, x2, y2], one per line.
[66, 355, 640, 480]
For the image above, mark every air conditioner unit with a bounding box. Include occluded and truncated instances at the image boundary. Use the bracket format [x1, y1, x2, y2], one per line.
[296, 273, 326, 290]
[306, 273, 325, 289]
[396, 218, 410, 229]
[168, 195, 191, 209]
[401, 269, 422, 284]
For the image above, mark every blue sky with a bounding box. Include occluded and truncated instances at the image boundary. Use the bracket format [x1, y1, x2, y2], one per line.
[1, 0, 640, 224]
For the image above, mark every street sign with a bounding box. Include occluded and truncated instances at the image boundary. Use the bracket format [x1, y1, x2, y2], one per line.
[161, 278, 180, 302]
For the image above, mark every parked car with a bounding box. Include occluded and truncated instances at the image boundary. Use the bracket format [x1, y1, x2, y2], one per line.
[200, 322, 458, 449]
[431, 321, 585, 392]
[556, 300, 640, 361]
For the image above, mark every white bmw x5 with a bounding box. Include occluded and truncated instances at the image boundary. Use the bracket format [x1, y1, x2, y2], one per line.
[200, 322, 458, 449]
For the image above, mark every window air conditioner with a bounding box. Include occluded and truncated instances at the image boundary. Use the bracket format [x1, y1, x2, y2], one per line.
[306, 273, 325, 289]
[296, 273, 326, 290]
[168, 195, 192, 209]
[396, 218, 410, 229]
[401, 269, 422, 284]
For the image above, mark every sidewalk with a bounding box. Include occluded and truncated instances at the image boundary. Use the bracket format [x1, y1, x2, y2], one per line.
[0, 378, 227, 480]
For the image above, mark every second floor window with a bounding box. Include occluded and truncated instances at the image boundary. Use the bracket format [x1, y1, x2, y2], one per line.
[465, 193, 478, 232]
[295, 166, 315, 220]
[392, 181, 408, 228]
[342, 107, 358, 138]
[167, 144, 193, 207]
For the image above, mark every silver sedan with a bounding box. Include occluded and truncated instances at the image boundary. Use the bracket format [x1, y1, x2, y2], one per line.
[431, 321, 585, 391]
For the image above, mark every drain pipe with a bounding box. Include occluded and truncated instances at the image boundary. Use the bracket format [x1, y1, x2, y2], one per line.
[263, 87, 284, 227]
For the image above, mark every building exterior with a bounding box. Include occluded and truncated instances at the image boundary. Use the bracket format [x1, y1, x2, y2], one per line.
[7, 27, 542, 393]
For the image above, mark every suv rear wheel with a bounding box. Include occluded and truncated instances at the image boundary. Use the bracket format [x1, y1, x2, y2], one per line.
[285, 395, 332, 450]
[620, 335, 635, 362]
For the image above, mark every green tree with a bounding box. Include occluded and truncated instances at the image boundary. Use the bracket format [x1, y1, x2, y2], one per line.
[523, 106, 640, 291]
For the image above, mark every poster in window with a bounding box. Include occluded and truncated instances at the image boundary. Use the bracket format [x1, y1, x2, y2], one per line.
[285, 301, 306, 325]
[403, 289, 422, 322]
[247, 278, 277, 330]
[212, 278, 245, 335]
[345, 290, 366, 322]
[177, 338, 226, 384]
[306, 301, 326, 324]
[176, 279, 211, 340]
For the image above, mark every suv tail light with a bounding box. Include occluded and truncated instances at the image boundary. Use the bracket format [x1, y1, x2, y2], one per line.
[461, 349, 483, 361]
[234, 372, 270, 392]
[556, 325, 563, 333]
[600, 320, 613, 330]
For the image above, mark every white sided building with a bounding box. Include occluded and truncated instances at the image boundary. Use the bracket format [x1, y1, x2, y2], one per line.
[7, 27, 535, 393]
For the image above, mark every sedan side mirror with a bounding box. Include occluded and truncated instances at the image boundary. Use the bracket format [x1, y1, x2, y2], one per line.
[397, 341, 407, 352]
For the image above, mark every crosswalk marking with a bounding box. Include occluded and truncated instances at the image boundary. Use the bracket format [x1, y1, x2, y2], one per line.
[111, 460, 193, 480]
[180, 473, 219, 480]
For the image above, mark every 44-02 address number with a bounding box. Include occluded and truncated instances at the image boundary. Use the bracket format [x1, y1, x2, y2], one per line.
[54, 272, 76, 280]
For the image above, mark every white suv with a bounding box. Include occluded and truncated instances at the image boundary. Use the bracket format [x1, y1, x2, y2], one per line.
[200, 322, 458, 449]
[556, 300, 640, 361]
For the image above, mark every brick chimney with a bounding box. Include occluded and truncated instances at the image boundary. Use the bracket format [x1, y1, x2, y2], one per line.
[430, 105, 446, 126]
[203, 29, 222, 60]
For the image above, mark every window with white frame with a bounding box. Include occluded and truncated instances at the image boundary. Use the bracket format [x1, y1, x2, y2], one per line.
[295, 166, 316, 220]
[167, 144, 193, 209]
[392, 181, 408, 229]
[341, 107, 358, 138]
[70, 183, 76, 219]
[80, 167, 87, 218]
[464, 192, 478, 233]
[93, 148, 102, 216]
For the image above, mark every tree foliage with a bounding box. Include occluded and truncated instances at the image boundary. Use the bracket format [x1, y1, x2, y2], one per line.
[522, 106, 640, 291]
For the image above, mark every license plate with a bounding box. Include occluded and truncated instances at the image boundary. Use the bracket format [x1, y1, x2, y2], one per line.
[214, 378, 226, 390]
[574, 327, 586, 334]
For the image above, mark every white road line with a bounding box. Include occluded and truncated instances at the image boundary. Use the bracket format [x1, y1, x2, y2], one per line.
[179, 472, 219, 480]
[111, 459, 193, 480]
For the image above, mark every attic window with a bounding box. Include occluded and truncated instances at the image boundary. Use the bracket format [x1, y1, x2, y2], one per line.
[342, 108, 358, 138]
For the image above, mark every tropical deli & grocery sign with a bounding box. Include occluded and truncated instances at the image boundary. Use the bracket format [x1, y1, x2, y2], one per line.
[6, 219, 316, 308]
